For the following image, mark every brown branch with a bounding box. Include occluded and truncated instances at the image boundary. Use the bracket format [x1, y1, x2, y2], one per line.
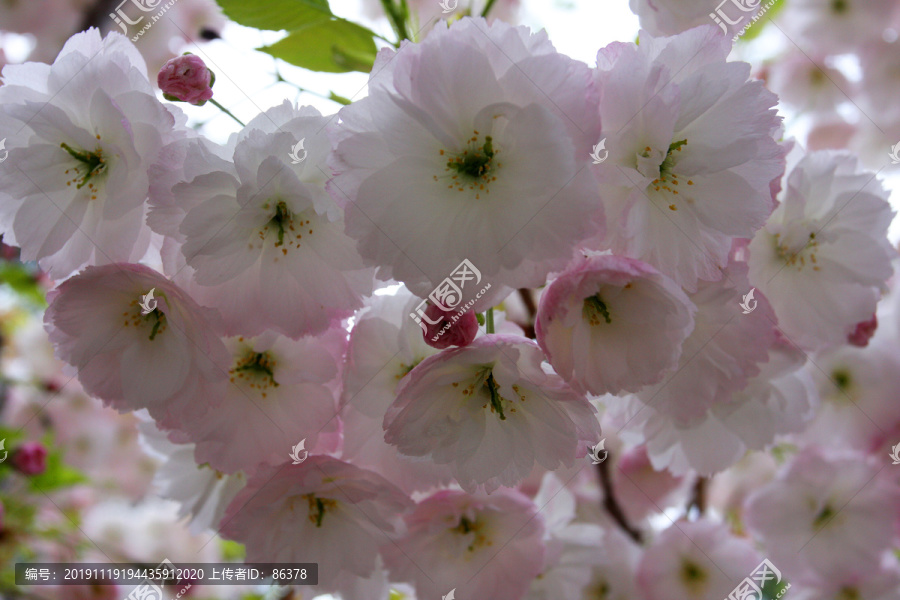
[687, 476, 708, 518]
[596, 458, 643, 544]
[517, 288, 537, 339]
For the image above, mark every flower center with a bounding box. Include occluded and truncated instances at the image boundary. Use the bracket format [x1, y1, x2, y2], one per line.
[122, 300, 167, 341]
[679, 560, 707, 593]
[257, 201, 313, 256]
[831, 0, 848, 14]
[438, 131, 500, 200]
[837, 587, 861, 600]
[304, 494, 338, 527]
[774, 231, 820, 272]
[644, 139, 691, 211]
[832, 368, 852, 393]
[813, 503, 836, 529]
[583, 294, 612, 325]
[230, 349, 279, 397]
[456, 368, 524, 419]
[584, 576, 611, 599]
[61, 141, 107, 194]
[451, 515, 491, 553]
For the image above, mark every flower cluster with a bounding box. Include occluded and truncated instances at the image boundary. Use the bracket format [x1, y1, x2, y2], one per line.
[1, 1, 900, 599]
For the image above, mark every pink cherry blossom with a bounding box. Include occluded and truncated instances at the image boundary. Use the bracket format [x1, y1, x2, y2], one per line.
[170, 329, 344, 474]
[745, 446, 900, 580]
[330, 18, 602, 301]
[536, 253, 695, 395]
[382, 488, 545, 600]
[637, 519, 762, 600]
[749, 151, 895, 349]
[384, 334, 601, 492]
[0, 29, 180, 280]
[340, 290, 454, 493]
[158, 103, 375, 339]
[588, 26, 784, 290]
[44, 263, 229, 427]
[220, 457, 412, 589]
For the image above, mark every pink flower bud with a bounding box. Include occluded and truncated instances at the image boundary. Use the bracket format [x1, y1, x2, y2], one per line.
[422, 303, 479, 349]
[157, 54, 215, 106]
[11, 441, 47, 475]
[848, 314, 877, 347]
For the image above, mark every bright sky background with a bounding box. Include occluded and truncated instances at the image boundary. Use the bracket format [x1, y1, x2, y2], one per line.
[173, 0, 642, 143]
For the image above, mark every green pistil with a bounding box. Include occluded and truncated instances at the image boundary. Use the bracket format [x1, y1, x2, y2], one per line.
[813, 504, 835, 528]
[268, 201, 291, 246]
[832, 368, 851, 391]
[659, 139, 687, 178]
[234, 352, 279, 386]
[583, 294, 612, 325]
[484, 371, 506, 420]
[60, 142, 106, 189]
[146, 310, 164, 341]
[448, 136, 494, 178]
[455, 516, 475, 534]
[315, 498, 326, 527]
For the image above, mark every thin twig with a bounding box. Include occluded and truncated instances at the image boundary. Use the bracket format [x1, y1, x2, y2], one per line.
[687, 476, 708, 519]
[517, 288, 537, 339]
[596, 458, 643, 543]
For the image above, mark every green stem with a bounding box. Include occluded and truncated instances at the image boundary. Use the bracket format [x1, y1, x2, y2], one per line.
[486, 307, 495, 334]
[379, 0, 411, 43]
[481, 0, 499, 18]
[208, 98, 245, 126]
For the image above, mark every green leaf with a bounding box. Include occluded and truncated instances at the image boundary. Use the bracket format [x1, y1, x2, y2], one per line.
[215, 0, 332, 31]
[0, 261, 46, 307]
[737, 0, 786, 42]
[261, 19, 378, 73]
[220, 539, 246, 561]
[27, 449, 87, 493]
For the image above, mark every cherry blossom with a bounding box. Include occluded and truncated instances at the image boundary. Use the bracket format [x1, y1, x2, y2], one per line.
[536, 253, 695, 395]
[383, 334, 601, 492]
[43, 263, 229, 426]
[0, 29, 180, 280]
[745, 446, 900, 580]
[382, 488, 545, 600]
[330, 18, 603, 300]
[220, 457, 412, 589]
[749, 151, 895, 349]
[588, 25, 784, 289]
